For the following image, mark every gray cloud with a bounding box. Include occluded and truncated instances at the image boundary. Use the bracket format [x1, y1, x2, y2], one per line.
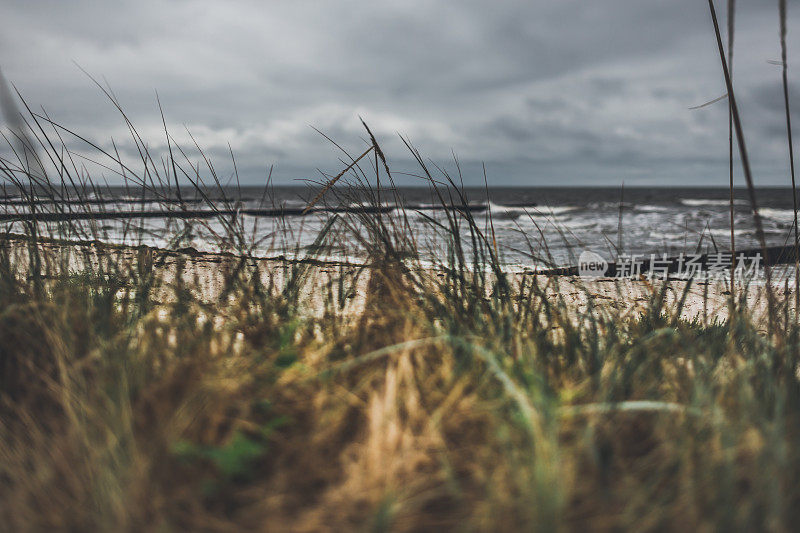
[0, 0, 799, 186]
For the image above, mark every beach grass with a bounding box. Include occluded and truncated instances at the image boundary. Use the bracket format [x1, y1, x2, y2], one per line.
[3, 200, 800, 531]
[2, 9, 800, 527]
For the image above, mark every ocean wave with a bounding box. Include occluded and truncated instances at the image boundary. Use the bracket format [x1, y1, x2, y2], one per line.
[487, 202, 530, 220]
[680, 198, 748, 207]
[533, 205, 580, 215]
[635, 205, 671, 213]
[647, 231, 689, 241]
[760, 208, 796, 223]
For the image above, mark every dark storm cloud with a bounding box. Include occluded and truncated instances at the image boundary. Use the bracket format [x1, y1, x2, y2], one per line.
[0, 0, 799, 185]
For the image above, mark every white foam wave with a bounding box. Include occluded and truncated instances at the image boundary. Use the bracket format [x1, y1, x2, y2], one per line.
[636, 205, 671, 213]
[760, 208, 796, 223]
[531, 205, 580, 215]
[487, 202, 529, 220]
[680, 198, 747, 207]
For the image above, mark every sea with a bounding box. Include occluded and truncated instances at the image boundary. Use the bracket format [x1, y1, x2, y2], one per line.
[2, 186, 799, 280]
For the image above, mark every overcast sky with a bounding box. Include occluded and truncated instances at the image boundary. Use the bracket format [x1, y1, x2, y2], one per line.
[1, 0, 799, 187]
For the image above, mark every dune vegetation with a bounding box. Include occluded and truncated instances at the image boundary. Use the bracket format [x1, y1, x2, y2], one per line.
[2, 1, 800, 530]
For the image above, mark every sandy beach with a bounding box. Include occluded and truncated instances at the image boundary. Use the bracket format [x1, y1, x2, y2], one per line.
[1, 232, 779, 326]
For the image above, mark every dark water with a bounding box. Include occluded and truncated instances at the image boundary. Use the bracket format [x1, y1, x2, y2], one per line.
[2, 186, 798, 272]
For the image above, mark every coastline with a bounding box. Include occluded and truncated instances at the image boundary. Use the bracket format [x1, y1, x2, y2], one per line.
[1, 232, 778, 326]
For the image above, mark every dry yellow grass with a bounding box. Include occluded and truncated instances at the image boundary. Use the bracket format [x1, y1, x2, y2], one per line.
[2, 233, 799, 531]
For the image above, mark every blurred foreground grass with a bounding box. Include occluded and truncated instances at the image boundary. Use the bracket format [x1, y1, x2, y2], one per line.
[1, 227, 799, 532]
